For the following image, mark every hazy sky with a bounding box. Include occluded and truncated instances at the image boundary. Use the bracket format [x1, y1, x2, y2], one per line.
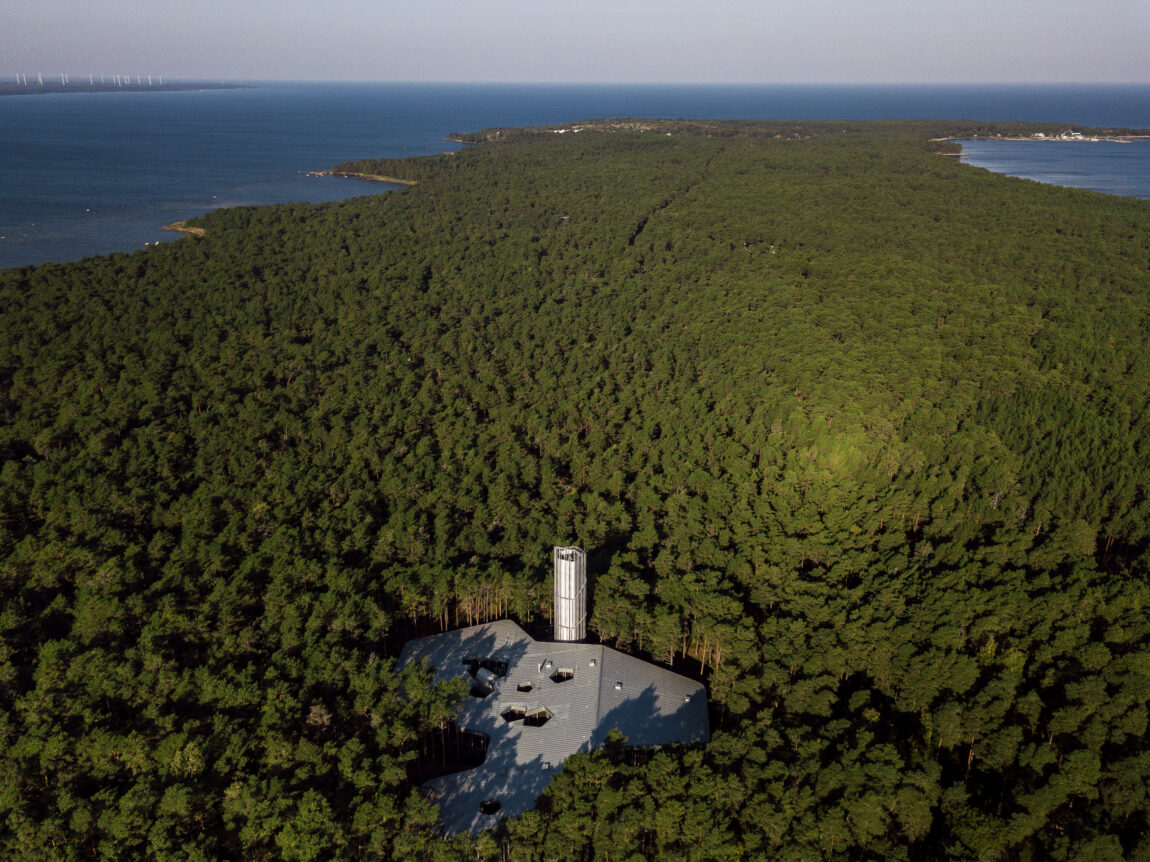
[4, 0, 1148, 84]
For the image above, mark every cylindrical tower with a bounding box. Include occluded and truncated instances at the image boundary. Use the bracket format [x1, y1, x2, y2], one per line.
[553, 546, 586, 642]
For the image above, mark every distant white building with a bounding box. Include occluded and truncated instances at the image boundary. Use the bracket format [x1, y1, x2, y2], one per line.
[398, 618, 709, 834]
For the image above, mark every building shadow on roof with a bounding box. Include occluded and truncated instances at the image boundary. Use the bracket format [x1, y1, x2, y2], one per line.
[428, 679, 708, 835]
[424, 721, 557, 835]
[398, 620, 533, 687]
[591, 681, 710, 750]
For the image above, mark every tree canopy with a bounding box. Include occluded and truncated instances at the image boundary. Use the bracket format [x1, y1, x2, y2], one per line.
[2, 118, 1149, 860]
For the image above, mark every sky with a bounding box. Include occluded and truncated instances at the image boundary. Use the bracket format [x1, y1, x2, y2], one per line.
[3, 0, 1148, 84]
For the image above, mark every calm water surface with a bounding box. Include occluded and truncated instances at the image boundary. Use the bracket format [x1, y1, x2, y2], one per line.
[3, 82, 1149, 269]
[957, 138, 1150, 199]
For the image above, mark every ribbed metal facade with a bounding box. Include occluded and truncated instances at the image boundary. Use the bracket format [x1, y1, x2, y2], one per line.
[553, 546, 586, 642]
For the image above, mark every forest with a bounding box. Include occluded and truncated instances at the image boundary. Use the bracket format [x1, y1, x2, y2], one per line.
[1, 118, 1149, 860]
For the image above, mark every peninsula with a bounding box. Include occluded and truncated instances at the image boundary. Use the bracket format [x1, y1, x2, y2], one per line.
[307, 169, 418, 185]
[2, 118, 1148, 861]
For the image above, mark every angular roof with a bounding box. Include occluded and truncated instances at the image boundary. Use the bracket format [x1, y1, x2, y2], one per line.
[397, 619, 709, 834]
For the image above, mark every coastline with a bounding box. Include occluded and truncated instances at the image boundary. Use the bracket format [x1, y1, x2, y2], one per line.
[8, 80, 1150, 269]
[157, 172, 410, 243]
[949, 135, 1150, 200]
[935, 136, 1148, 158]
[0, 82, 245, 98]
[308, 170, 417, 186]
[162, 220, 205, 236]
[946, 134, 1150, 144]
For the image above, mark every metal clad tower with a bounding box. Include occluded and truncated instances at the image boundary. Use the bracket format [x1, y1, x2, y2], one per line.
[553, 546, 586, 642]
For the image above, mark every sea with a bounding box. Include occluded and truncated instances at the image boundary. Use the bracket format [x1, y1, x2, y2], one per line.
[2, 82, 1149, 270]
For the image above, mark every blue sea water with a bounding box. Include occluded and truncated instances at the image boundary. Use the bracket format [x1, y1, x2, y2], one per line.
[3, 82, 1150, 270]
[956, 138, 1150, 200]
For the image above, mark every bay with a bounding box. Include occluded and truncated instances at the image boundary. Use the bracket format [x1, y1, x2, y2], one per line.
[3, 82, 1150, 270]
[956, 138, 1150, 200]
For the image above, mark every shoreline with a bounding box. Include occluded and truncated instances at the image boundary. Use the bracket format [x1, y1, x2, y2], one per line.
[0, 82, 245, 98]
[946, 134, 1150, 144]
[307, 170, 418, 186]
[161, 220, 205, 236]
[946, 136, 1150, 200]
[159, 170, 415, 243]
[935, 133, 1150, 161]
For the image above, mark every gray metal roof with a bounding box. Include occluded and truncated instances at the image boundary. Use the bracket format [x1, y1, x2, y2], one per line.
[397, 619, 709, 835]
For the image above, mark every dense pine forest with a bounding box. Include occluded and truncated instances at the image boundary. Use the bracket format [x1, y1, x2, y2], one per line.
[2, 118, 1149, 860]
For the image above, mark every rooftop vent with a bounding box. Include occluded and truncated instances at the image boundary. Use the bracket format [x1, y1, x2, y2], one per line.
[476, 668, 500, 687]
[464, 657, 508, 678]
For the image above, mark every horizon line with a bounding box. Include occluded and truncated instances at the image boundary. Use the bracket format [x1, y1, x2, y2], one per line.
[5, 75, 1150, 88]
